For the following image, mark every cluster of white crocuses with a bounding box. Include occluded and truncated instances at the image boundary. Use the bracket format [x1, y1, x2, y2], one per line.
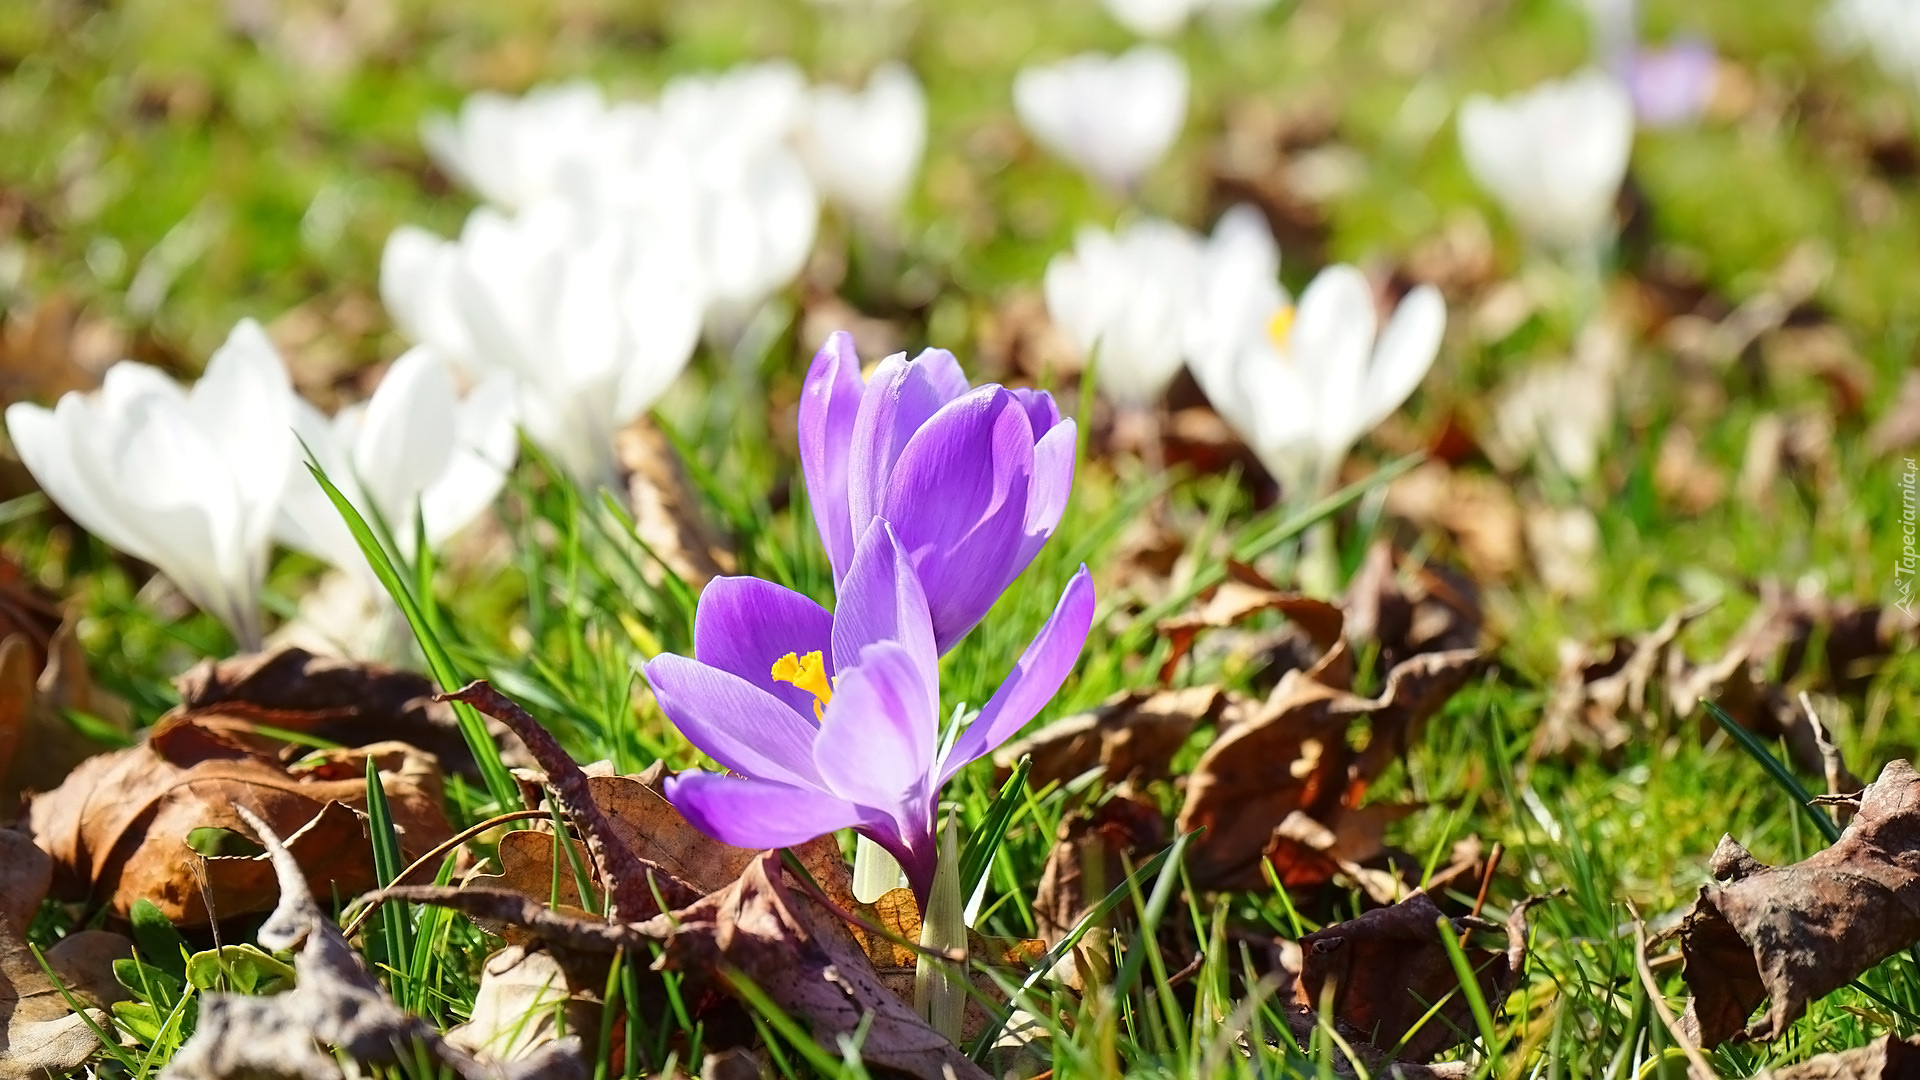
[6, 324, 516, 652]
[1045, 206, 1446, 498]
[387, 61, 928, 487]
[1457, 69, 1636, 257]
[1013, 46, 1188, 194]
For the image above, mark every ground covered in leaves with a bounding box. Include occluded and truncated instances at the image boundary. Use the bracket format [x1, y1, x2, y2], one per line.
[4, 0, 1920, 1077]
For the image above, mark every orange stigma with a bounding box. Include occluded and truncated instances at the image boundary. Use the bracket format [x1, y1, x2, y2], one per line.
[771, 650, 834, 721]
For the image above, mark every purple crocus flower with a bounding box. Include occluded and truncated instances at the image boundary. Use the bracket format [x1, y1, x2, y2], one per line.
[645, 520, 1095, 904]
[1622, 38, 1717, 128]
[799, 331, 1077, 655]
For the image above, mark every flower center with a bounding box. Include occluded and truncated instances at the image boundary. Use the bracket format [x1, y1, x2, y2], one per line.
[771, 650, 834, 721]
[1267, 305, 1297, 353]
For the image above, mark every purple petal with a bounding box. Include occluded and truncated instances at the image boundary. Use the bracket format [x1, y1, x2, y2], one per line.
[1018, 417, 1077, 569]
[799, 333, 866, 581]
[844, 349, 974, 547]
[881, 387, 1036, 653]
[831, 520, 938, 686]
[1629, 39, 1716, 128]
[1009, 386, 1063, 437]
[942, 566, 1096, 783]
[643, 654, 823, 788]
[693, 575, 835, 720]
[666, 771, 876, 849]
[813, 640, 938, 818]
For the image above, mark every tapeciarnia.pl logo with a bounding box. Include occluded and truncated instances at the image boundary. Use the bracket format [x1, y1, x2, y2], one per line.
[1899, 457, 1916, 617]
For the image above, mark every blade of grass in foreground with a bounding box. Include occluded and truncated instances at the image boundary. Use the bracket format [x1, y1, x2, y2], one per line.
[1704, 699, 1841, 844]
[306, 460, 520, 810]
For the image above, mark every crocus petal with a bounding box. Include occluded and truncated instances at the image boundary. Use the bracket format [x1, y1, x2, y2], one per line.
[420, 371, 519, 548]
[7, 403, 159, 569]
[880, 388, 1035, 653]
[353, 347, 458, 533]
[1361, 285, 1446, 434]
[844, 348, 972, 547]
[665, 771, 875, 850]
[643, 654, 825, 788]
[813, 640, 938, 818]
[799, 332, 867, 581]
[692, 576, 836, 718]
[942, 565, 1096, 783]
[1290, 266, 1377, 458]
[1018, 418, 1077, 570]
[186, 320, 295, 557]
[830, 521, 938, 694]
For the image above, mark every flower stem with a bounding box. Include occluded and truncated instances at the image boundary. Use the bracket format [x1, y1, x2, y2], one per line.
[915, 812, 966, 1042]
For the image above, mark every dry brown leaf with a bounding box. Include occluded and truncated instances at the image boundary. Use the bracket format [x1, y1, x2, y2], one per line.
[0, 294, 124, 408]
[617, 416, 737, 591]
[0, 827, 130, 1080]
[168, 809, 582, 1080]
[2, 617, 134, 820]
[1177, 647, 1479, 891]
[1866, 372, 1920, 458]
[1291, 891, 1532, 1064]
[1763, 1034, 1920, 1079]
[27, 715, 452, 921]
[992, 685, 1230, 789]
[1033, 793, 1167, 947]
[1655, 427, 1728, 513]
[1680, 759, 1920, 1048]
[1383, 462, 1525, 581]
[648, 851, 990, 1080]
[173, 646, 531, 781]
[446, 946, 602, 1066]
[1533, 601, 1714, 759]
[1156, 568, 1344, 684]
[1343, 543, 1484, 675]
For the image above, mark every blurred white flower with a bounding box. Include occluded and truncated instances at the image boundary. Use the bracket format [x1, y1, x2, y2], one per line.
[1014, 46, 1188, 192]
[276, 346, 518, 585]
[1189, 262, 1445, 494]
[5, 321, 295, 648]
[1457, 70, 1634, 251]
[380, 199, 705, 487]
[422, 82, 655, 210]
[1826, 0, 1920, 94]
[796, 63, 928, 223]
[1101, 0, 1279, 37]
[1043, 217, 1205, 406]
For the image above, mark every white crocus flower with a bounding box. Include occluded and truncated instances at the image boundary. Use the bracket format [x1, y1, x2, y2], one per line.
[1014, 46, 1188, 193]
[5, 321, 294, 648]
[1189, 264, 1445, 495]
[380, 199, 705, 488]
[1101, 0, 1279, 37]
[1043, 217, 1205, 406]
[421, 82, 655, 210]
[275, 346, 518, 585]
[796, 63, 928, 224]
[1457, 70, 1634, 252]
[1826, 0, 1920, 94]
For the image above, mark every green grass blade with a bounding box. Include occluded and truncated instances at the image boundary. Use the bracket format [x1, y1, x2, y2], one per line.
[1703, 699, 1841, 844]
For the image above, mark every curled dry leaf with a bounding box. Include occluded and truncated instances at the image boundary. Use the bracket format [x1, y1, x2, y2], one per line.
[1156, 565, 1344, 684]
[645, 851, 991, 1080]
[167, 808, 584, 1080]
[446, 946, 602, 1067]
[1, 609, 134, 820]
[617, 415, 737, 591]
[992, 685, 1230, 789]
[1342, 542, 1483, 676]
[1177, 648, 1480, 892]
[1533, 601, 1715, 759]
[28, 715, 452, 921]
[0, 828, 130, 1080]
[1033, 792, 1167, 947]
[172, 646, 531, 781]
[1764, 1034, 1920, 1079]
[1289, 891, 1534, 1064]
[1680, 758, 1920, 1048]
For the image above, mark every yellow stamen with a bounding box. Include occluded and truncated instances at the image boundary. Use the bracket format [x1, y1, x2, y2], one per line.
[1267, 305, 1297, 352]
[771, 650, 834, 721]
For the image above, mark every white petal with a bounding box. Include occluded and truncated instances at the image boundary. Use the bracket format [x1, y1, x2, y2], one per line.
[1289, 265, 1377, 456]
[422, 372, 518, 546]
[1360, 285, 1446, 433]
[352, 346, 457, 533]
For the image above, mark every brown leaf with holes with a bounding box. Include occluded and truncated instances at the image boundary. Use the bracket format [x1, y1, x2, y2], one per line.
[1177, 647, 1480, 891]
[993, 685, 1230, 789]
[1766, 1034, 1920, 1079]
[617, 416, 737, 591]
[27, 715, 452, 921]
[1679, 758, 1920, 1048]
[1290, 891, 1533, 1064]
[172, 646, 531, 782]
[648, 851, 990, 1080]
[0, 827, 130, 1080]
